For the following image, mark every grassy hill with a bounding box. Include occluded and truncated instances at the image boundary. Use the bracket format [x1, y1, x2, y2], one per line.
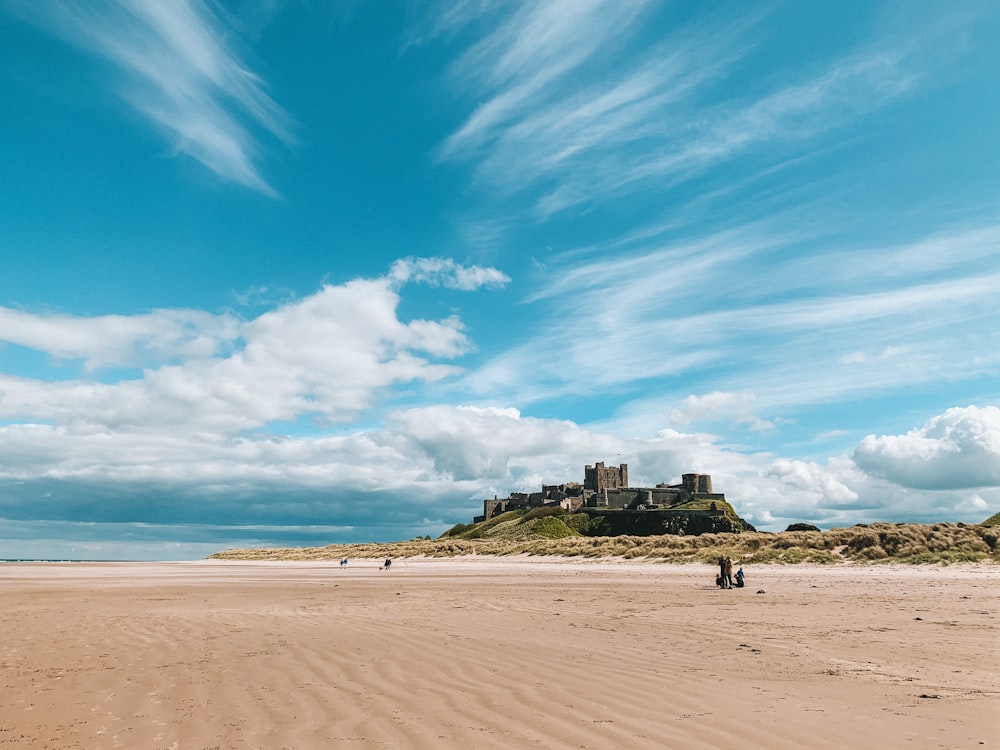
[210, 519, 1000, 565]
[443, 501, 753, 540]
[982, 511, 1000, 527]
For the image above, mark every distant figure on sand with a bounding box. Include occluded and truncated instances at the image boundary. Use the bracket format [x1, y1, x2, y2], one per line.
[718, 556, 726, 588]
[340, 558, 348, 568]
[382, 558, 392, 571]
[724, 556, 734, 589]
[735, 566, 745, 588]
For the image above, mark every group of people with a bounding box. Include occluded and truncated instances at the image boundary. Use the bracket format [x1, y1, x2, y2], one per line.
[717, 556, 745, 589]
[336, 557, 392, 571]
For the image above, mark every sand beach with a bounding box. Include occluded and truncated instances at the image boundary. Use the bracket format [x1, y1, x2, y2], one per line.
[1, 558, 997, 749]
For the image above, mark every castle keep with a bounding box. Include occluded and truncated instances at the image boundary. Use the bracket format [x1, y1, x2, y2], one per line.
[584, 461, 628, 493]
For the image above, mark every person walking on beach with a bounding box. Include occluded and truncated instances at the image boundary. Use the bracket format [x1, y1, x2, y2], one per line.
[383, 558, 392, 571]
[718, 556, 726, 588]
[724, 556, 734, 589]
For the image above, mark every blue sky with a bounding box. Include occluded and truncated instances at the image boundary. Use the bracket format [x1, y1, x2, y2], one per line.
[1, 0, 998, 560]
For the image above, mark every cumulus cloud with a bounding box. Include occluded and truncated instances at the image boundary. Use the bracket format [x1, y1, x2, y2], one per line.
[853, 405, 1000, 489]
[387, 405, 587, 482]
[0, 260, 504, 431]
[1, 395, 998, 556]
[1, 259, 997, 553]
[719, 459, 852, 530]
[0, 305, 240, 370]
[710, 405, 1000, 531]
[766, 457, 860, 506]
[669, 391, 773, 431]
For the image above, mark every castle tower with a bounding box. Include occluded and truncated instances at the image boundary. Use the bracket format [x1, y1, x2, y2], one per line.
[682, 473, 713, 494]
[585, 462, 628, 492]
[699, 474, 713, 493]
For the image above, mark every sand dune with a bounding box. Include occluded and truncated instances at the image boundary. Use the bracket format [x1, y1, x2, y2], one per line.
[1, 559, 997, 749]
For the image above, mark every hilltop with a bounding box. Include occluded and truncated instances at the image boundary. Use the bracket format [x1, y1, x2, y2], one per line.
[471, 464, 754, 535]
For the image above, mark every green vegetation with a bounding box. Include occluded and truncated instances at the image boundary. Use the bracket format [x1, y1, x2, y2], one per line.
[530, 516, 577, 539]
[209, 520, 1000, 565]
[785, 522, 821, 532]
[982, 511, 1000, 527]
[442, 508, 590, 540]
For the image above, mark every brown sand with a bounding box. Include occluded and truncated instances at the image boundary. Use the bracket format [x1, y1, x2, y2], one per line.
[0, 559, 997, 749]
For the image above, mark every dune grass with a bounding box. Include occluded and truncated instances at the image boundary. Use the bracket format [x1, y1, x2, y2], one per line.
[209, 521, 999, 565]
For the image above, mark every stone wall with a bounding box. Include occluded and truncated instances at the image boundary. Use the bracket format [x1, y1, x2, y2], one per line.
[582, 507, 747, 536]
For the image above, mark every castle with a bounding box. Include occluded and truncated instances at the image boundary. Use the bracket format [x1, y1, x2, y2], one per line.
[476, 462, 725, 523]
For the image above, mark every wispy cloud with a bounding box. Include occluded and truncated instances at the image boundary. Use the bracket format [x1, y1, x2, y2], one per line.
[441, 0, 652, 159]
[438, 2, 960, 217]
[388, 257, 511, 291]
[567, 47, 919, 217]
[458, 221, 1000, 419]
[8, 0, 292, 195]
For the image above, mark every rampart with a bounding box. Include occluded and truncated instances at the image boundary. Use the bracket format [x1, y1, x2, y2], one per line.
[582, 507, 743, 536]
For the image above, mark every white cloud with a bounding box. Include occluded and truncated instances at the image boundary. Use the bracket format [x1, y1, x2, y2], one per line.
[1, 391, 998, 546]
[442, 0, 651, 159]
[853, 405, 1000, 489]
[459, 219, 1000, 421]
[670, 391, 768, 430]
[839, 346, 907, 365]
[387, 405, 592, 482]
[0, 260, 507, 431]
[0, 306, 240, 370]
[766, 458, 860, 504]
[957, 494, 989, 513]
[388, 257, 511, 291]
[437, 1, 953, 217]
[589, 47, 921, 214]
[9, 0, 292, 195]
